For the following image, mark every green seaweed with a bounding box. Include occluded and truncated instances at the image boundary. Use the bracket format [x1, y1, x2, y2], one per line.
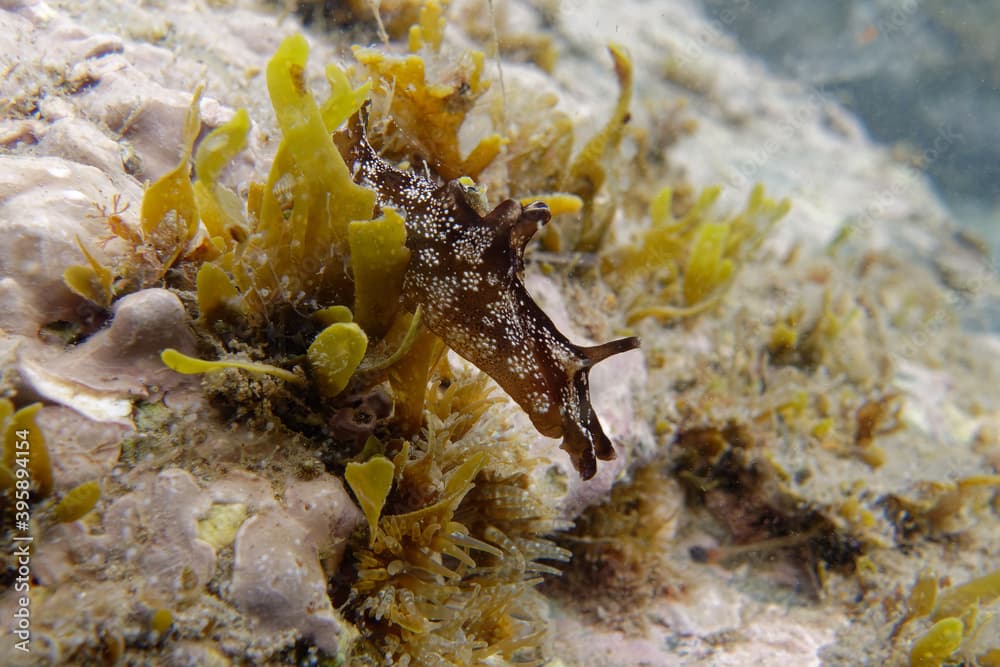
[563, 43, 633, 252]
[193, 107, 250, 242]
[140, 86, 202, 245]
[307, 321, 369, 398]
[910, 617, 963, 667]
[51, 480, 101, 523]
[602, 182, 790, 323]
[195, 262, 244, 324]
[63, 237, 113, 308]
[344, 454, 395, 546]
[1, 401, 52, 497]
[348, 207, 411, 338]
[160, 348, 302, 385]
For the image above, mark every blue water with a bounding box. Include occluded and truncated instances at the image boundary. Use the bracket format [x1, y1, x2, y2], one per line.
[699, 0, 1000, 256]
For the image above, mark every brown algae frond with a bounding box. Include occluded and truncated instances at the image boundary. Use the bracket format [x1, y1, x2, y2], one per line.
[0, 401, 52, 498]
[354, 0, 501, 181]
[895, 567, 1000, 667]
[50, 480, 101, 524]
[562, 43, 634, 252]
[345, 368, 568, 665]
[602, 183, 790, 324]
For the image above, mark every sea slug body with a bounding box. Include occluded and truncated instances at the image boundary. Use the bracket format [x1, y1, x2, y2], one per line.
[336, 108, 639, 479]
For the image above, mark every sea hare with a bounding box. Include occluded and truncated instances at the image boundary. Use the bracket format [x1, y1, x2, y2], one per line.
[336, 108, 639, 479]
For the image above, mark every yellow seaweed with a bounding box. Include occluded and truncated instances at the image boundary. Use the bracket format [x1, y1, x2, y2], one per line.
[354, 45, 500, 180]
[683, 221, 734, 306]
[359, 306, 423, 373]
[150, 608, 173, 635]
[51, 480, 101, 523]
[141, 87, 202, 244]
[320, 64, 372, 132]
[563, 43, 633, 251]
[223, 39, 375, 315]
[910, 617, 963, 667]
[195, 108, 250, 187]
[307, 322, 369, 398]
[408, 0, 447, 53]
[909, 574, 940, 620]
[601, 185, 719, 287]
[602, 183, 790, 323]
[345, 455, 395, 546]
[348, 376, 562, 665]
[891, 572, 940, 641]
[160, 348, 302, 385]
[933, 567, 1000, 622]
[387, 329, 444, 435]
[349, 207, 411, 338]
[313, 304, 355, 327]
[1, 402, 53, 497]
[979, 649, 1000, 666]
[197, 503, 247, 550]
[266, 35, 375, 254]
[506, 99, 576, 249]
[193, 108, 250, 242]
[63, 237, 113, 308]
[195, 262, 244, 323]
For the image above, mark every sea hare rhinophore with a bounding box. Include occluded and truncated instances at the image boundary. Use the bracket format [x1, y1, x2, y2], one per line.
[336, 109, 639, 479]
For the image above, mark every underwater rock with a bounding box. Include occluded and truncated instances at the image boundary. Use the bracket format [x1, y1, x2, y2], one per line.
[231, 509, 350, 656]
[0, 156, 134, 333]
[91, 83, 204, 183]
[2, 0, 999, 665]
[0, 279, 45, 338]
[35, 404, 126, 491]
[206, 469, 281, 514]
[520, 272, 651, 515]
[36, 117, 124, 177]
[97, 288, 198, 362]
[193, 470, 360, 652]
[283, 473, 363, 566]
[103, 468, 215, 602]
[30, 522, 96, 588]
[17, 289, 197, 425]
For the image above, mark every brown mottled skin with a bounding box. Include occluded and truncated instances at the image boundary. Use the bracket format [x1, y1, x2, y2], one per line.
[335, 108, 640, 479]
